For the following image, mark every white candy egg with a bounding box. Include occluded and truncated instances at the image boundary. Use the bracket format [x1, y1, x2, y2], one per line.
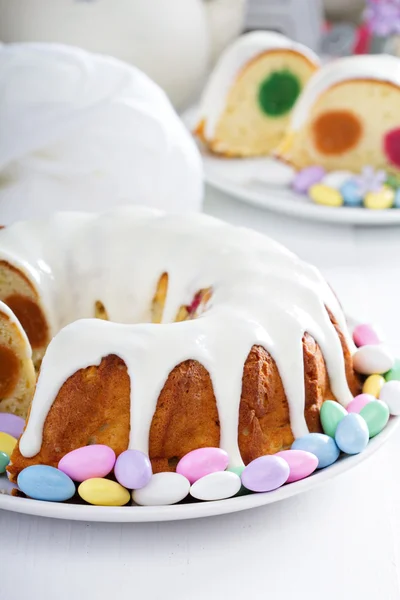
[379, 381, 400, 416]
[353, 345, 394, 375]
[132, 472, 190, 506]
[190, 471, 241, 501]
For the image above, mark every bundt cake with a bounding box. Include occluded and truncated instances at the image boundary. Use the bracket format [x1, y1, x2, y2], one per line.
[276, 55, 400, 173]
[0, 208, 359, 482]
[0, 42, 203, 224]
[195, 31, 319, 157]
[0, 300, 35, 416]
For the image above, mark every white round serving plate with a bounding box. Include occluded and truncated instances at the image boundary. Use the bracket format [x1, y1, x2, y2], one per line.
[204, 160, 400, 226]
[1, 417, 398, 523]
[182, 107, 400, 226]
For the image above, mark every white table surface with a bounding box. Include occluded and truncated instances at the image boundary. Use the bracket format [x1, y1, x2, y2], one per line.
[2, 187, 400, 600]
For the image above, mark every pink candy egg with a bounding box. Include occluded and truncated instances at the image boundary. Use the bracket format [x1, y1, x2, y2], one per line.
[275, 450, 318, 483]
[353, 324, 381, 347]
[58, 445, 116, 482]
[176, 447, 229, 484]
[347, 394, 375, 413]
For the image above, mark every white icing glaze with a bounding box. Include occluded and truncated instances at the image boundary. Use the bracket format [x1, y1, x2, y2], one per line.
[0, 207, 354, 466]
[0, 299, 32, 359]
[198, 31, 320, 140]
[290, 54, 400, 131]
[0, 43, 203, 224]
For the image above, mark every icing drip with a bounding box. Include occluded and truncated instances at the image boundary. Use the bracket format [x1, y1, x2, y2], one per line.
[0, 208, 354, 466]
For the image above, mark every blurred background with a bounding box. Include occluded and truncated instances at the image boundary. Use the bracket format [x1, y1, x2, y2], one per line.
[0, 0, 398, 111]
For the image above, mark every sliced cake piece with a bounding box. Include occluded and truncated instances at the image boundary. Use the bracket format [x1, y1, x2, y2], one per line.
[0, 300, 36, 417]
[276, 55, 400, 173]
[195, 31, 319, 157]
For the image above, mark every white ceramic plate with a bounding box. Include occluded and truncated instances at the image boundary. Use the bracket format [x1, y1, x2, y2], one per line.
[0, 417, 398, 522]
[182, 107, 400, 226]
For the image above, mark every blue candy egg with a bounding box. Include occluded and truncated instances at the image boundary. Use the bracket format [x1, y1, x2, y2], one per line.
[291, 433, 340, 469]
[17, 465, 76, 502]
[394, 189, 400, 209]
[334, 413, 369, 455]
[340, 180, 363, 207]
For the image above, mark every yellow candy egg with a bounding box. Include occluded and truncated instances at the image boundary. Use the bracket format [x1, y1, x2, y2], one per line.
[0, 432, 17, 457]
[363, 374, 385, 398]
[309, 184, 343, 207]
[78, 478, 130, 506]
[364, 186, 394, 210]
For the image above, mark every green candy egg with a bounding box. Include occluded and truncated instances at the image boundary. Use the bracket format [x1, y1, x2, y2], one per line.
[385, 358, 400, 382]
[228, 465, 251, 496]
[320, 400, 347, 438]
[360, 401, 390, 438]
[0, 451, 10, 474]
[228, 466, 245, 477]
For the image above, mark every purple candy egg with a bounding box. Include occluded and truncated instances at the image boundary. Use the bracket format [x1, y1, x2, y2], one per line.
[176, 447, 229, 484]
[0, 413, 25, 439]
[292, 166, 326, 194]
[241, 455, 290, 492]
[275, 449, 318, 483]
[114, 450, 152, 490]
[58, 445, 116, 482]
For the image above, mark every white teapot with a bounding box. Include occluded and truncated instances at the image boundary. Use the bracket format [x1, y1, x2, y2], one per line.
[0, 0, 247, 109]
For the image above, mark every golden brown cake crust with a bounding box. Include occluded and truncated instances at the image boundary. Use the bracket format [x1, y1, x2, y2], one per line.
[8, 311, 360, 482]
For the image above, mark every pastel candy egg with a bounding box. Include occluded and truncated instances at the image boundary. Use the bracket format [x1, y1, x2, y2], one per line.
[385, 358, 400, 382]
[114, 449, 152, 489]
[322, 170, 354, 189]
[363, 374, 385, 397]
[228, 465, 245, 477]
[0, 413, 25, 438]
[291, 433, 340, 469]
[18, 465, 75, 502]
[176, 447, 229, 484]
[132, 472, 190, 506]
[0, 451, 10, 474]
[292, 166, 326, 194]
[0, 432, 17, 457]
[353, 345, 394, 375]
[347, 394, 375, 413]
[190, 471, 241, 501]
[309, 184, 343, 207]
[0, 474, 18, 496]
[360, 400, 390, 437]
[335, 413, 369, 454]
[241, 456, 289, 492]
[58, 445, 116, 482]
[320, 400, 347, 437]
[364, 186, 394, 210]
[340, 180, 363, 207]
[275, 450, 318, 483]
[78, 478, 130, 506]
[353, 323, 381, 347]
[227, 465, 251, 496]
[379, 381, 400, 416]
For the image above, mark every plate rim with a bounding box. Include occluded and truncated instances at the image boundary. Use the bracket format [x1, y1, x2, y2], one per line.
[181, 105, 400, 226]
[1, 417, 398, 523]
[204, 170, 400, 226]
